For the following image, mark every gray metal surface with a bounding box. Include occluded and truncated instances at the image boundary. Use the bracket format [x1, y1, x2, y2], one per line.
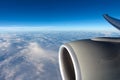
[59, 38, 120, 80]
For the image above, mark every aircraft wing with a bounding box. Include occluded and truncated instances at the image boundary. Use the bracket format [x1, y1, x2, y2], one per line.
[103, 14, 120, 30]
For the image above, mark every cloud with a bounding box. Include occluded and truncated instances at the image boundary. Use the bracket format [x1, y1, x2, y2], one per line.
[0, 41, 60, 80]
[20, 42, 57, 63]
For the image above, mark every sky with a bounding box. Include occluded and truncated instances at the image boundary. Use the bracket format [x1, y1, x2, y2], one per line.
[0, 0, 120, 31]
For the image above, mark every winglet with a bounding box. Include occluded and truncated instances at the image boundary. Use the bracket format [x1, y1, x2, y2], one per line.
[103, 14, 120, 31]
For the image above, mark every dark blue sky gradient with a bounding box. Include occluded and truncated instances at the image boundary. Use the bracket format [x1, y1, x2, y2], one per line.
[0, 0, 120, 30]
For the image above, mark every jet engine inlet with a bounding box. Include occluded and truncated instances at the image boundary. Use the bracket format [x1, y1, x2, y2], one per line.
[60, 47, 75, 80]
[59, 44, 81, 80]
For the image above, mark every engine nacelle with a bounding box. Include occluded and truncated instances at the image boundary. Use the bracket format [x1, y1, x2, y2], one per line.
[59, 37, 120, 80]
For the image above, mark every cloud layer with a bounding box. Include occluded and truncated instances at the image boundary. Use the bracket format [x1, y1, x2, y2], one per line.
[0, 31, 120, 80]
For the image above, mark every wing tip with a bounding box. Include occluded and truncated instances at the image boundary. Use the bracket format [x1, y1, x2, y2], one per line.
[103, 14, 109, 19]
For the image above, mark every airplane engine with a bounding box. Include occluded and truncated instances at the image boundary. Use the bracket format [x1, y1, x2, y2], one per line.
[59, 37, 120, 80]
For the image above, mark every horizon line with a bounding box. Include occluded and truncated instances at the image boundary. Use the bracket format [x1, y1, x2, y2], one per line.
[0, 26, 119, 32]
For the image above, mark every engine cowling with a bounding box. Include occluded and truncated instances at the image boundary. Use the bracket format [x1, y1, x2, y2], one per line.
[59, 37, 120, 80]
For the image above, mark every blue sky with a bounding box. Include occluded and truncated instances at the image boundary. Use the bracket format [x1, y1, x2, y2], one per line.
[0, 0, 120, 31]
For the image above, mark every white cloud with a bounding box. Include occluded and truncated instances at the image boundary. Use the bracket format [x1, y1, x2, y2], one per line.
[20, 42, 57, 63]
[0, 41, 59, 80]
